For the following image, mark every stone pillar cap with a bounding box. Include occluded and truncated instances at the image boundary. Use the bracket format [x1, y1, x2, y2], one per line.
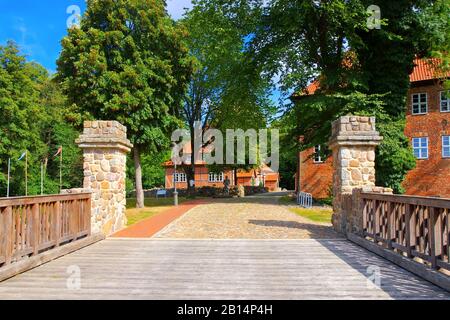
[76, 120, 133, 153]
[328, 115, 383, 149]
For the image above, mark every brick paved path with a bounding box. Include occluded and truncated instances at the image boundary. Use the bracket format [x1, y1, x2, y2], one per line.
[154, 194, 342, 239]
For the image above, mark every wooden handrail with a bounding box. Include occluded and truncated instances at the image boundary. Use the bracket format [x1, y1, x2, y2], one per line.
[0, 193, 91, 269]
[360, 192, 450, 272]
[0, 193, 92, 207]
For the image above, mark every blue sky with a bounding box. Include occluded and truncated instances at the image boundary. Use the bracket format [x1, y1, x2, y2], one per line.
[1, 0, 283, 104]
[0, 0, 193, 72]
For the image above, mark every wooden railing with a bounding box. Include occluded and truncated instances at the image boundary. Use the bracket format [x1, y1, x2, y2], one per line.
[0, 193, 91, 268]
[361, 192, 450, 272]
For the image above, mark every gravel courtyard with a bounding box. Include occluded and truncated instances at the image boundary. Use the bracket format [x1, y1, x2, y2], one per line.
[154, 194, 343, 239]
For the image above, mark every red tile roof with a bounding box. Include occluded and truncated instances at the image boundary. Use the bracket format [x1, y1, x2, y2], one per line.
[410, 58, 450, 82]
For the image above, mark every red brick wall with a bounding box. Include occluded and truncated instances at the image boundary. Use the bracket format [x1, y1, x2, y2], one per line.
[403, 81, 450, 197]
[296, 81, 450, 198]
[297, 147, 333, 199]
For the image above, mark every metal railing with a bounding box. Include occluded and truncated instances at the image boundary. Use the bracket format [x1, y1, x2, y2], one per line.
[297, 192, 313, 209]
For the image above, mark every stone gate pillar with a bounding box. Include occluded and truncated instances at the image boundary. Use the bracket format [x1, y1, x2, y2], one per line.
[76, 121, 133, 236]
[328, 116, 383, 234]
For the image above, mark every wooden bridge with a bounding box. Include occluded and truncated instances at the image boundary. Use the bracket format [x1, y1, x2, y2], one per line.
[0, 238, 448, 300]
[0, 192, 449, 300]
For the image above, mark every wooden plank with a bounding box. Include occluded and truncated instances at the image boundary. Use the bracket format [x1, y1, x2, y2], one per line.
[361, 192, 450, 209]
[0, 193, 91, 208]
[387, 202, 394, 250]
[0, 234, 104, 282]
[348, 233, 450, 293]
[405, 204, 413, 258]
[31, 203, 39, 256]
[4, 206, 12, 265]
[430, 207, 439, 269]
[54, 201, 61, 247]
[0, 239, 448, 300]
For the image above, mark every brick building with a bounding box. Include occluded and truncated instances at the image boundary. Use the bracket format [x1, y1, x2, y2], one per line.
[163, 144, 280, 191]
[294, 59, 450, 198]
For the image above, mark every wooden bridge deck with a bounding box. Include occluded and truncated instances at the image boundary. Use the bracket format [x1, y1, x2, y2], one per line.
[0, 238, 448, 300]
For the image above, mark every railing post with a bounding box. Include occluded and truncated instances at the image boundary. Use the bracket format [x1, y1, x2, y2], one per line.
[405, 204, 413, 258]
[86, 196, 92, 236]
[54, 201, 61, 247]
[429, 207, 439, 269]
[4, 206, 13, 265]
[374, 200, 379, 242]
[387, 202, 394, 250]
[31, 203, 40, 256]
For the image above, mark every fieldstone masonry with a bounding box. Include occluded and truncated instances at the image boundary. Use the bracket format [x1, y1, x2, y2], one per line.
[328, 116, 392, 234]
[76, 121, 133, 236]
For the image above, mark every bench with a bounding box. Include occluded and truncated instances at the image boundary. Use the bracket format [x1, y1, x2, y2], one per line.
[156, 189, 167, 198]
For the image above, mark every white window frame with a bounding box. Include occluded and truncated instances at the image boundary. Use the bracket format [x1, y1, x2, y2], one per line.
[411, 93, 428, 115]
[440, 91, 450, 113]
[208, 172, 224, 183]
[174, 172, 187, 183]
[412, 137, 429, 160]
[443, 135, 450, 158]
[313, 145, 323, 163]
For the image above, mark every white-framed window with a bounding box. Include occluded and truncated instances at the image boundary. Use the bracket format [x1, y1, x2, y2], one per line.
[412, 137, 428, 159]
[314, 145, 323, 163]
[440, 91, 450, 112]
[208, 172, 224, 183]
[174, 172, 187, 183]
[443, 136, 450, 158]
[412, 93, 428, 115]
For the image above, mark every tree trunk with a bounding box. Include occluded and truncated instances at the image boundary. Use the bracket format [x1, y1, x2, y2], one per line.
[186, 150, 196, 196]
[133, 146, 144, 208]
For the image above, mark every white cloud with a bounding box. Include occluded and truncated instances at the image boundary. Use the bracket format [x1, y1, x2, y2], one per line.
[166, 0, 193, 20]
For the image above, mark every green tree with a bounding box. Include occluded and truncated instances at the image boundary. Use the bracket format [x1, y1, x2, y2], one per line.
[0, 41, 82, 196]
[179, 0, 274, 190]
[57, 0, 193, 207]
[248, 0, 446, 193]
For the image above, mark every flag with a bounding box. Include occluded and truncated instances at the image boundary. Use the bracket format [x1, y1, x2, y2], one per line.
[53, 146, 62, 158]
[18, 152, 26, 161]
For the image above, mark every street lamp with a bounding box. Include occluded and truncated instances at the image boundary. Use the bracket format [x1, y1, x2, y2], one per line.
[171, 142, 179, 206]
[173, 162, 178, 206]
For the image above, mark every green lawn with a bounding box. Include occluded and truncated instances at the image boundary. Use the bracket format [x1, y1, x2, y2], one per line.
[289, 207, 333, 224]
[126, 197, 186, 209]
[125, 196, 187, 226]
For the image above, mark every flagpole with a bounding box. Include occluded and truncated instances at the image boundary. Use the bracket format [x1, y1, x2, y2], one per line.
[7, 158, 10, 197]
[25, 150, 28, 196]
[41, 162, 43, 195]
[59, 148, 63, 193]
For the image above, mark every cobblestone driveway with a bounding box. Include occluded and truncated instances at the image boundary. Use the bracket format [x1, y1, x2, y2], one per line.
[154, 194, 343, 239]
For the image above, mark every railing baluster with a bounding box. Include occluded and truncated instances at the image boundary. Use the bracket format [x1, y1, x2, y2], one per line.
[31, 203, 40, 256]
[4, 206, 13, 265]
[374, 200, 380, 242]
[387, 201, 394, 250]
[429, 207, 438, 269]
[55, 201, 61, 247]
[405, 204, 413, 258]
